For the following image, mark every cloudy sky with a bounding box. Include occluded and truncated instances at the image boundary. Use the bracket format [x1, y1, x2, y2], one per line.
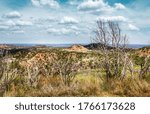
[0, 0, 150, 44]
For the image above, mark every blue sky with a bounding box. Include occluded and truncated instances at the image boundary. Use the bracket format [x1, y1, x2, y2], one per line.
[0, 0, 150, 44]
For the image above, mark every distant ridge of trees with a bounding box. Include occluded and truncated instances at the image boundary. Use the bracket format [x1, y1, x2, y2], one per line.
[139, 46, 150, 50]
[84, 43, 134, 52]
[84, 43, 113, 50]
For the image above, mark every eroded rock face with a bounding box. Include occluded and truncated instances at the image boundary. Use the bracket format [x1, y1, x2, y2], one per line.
[137, 47, 150, 57]
[65, 45, 89, 52]
[20, 53, 57, 68]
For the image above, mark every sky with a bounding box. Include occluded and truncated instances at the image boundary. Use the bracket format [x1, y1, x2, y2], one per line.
[0, 0, 150, 44]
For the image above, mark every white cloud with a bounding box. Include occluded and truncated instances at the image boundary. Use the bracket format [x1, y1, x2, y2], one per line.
[0, 19, 29, 32]
[31, 0, 41, 6]
[47, 27, 80, 35]
[115, 3, 126, 10]
[4, 11, 21, 18]
[128, 24, 140, 31]
[77, 0, 106, 11]
[68, 0, 79, 5]
[77, 0, 113, 13]
[77, 1, 126, 14]
[4, 20, 33, 27]
[15, 20, 33, 26]
[32, 17, 57, 26]
[47, 28, 73, 35]
[12, 30, 25, 34]
[0, 19, 32, 33]
[70, 25, 79, 30]
[31, 0, 60, 9]
[46, 17, 57, 22]
[5, 20, 16, 26]
[97, 16, 128, 22]
[47, 28, 59, 34]
[0, 25, 9, 31]
[60, 16, 79, 24]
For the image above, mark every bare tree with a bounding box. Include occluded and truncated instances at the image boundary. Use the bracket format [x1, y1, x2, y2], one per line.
[53, 54, 80, 86]
[94, 20, 130, 81]
[0, 57, 18, 95]
[26, 65, 40, 87]
[139, 56, 150, 79]
[94, 20, 111, 81]
[134, 55, 150, 79]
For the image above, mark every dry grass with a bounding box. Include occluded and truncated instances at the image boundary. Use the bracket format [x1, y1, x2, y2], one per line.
[105, 78, 150, 97]
[3, 73, 150, 97]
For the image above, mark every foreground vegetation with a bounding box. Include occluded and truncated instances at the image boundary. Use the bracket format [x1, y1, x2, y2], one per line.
[0, 46, 149, 97]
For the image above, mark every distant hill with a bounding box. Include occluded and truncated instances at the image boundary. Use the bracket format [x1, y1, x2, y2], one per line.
[0, 44, 31, 49]
[83, 43, 137, 52]
[84, 43, 113, 50]
[65, 45, 89, 52]
[0, 44, 31, 56]
[0, 44, 16, 49]
[139, 46, 150, 50]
